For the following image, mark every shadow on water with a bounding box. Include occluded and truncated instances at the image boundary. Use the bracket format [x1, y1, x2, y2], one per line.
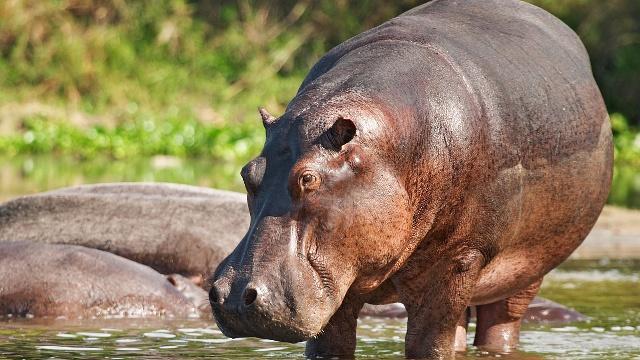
[1, 155, 639, 210]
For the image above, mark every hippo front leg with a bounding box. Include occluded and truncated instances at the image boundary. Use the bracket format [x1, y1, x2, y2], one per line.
[454, 308, 471, 352]
[305, 299, 364, 359]
[399, 251, 485, 360]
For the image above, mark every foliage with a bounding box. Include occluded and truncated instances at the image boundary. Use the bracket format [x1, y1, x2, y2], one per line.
[0, 0, 637, 205]
[610, 113, 640, 166]
[0, 113, 263, 161]
[0, 0, 308, 130]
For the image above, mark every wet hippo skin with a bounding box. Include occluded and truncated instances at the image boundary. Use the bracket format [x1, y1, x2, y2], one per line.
[0, 242, 201, 319]
[0, 183, 250, 282]
[210, 0, 613, 358]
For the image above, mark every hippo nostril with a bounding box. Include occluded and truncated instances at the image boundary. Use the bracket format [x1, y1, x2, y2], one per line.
[243, 287, 258, 306]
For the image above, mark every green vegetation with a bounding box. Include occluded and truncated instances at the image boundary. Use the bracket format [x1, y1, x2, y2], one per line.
[0, 115, 262, 161]
[0, 1, 638, 205]
[611, 113, 640, 167]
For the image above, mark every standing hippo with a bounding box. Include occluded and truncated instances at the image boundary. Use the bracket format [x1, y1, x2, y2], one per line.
[0, 183, 249, 283]
[210, 0, 612, 359]
[0, 242, 204, 319]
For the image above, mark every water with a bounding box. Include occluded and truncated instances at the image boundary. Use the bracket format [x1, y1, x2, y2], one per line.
[1, 155, 639, 209]
[1, 260, 638, 359]
[0, 155, 246, 202]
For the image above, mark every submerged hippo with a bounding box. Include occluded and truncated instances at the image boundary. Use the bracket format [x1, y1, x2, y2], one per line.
[0, 242, 207, 319]
[0, 183, 249, 283]
[360, 298, 588, 324]
[210, 0, 612, 358]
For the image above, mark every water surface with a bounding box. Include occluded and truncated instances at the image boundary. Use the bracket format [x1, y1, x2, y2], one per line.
[1, 260, 638, 359]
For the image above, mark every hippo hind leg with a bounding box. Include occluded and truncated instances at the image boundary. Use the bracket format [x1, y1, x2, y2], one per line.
[473, 279, 542, 352]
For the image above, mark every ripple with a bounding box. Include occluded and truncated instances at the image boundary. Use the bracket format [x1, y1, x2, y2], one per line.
[254, 346, 288, 351]
[37, 345, 103, 351]
[143, 332, 176, 338]
[115, 338, 139, 343]
[76, 332, 112, 338]
[56, 332, 77, 338]
[186, 338, 233, 343]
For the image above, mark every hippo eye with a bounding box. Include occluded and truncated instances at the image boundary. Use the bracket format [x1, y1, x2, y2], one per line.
[299, 171, 320, 190]
[302, 174, 315, 185]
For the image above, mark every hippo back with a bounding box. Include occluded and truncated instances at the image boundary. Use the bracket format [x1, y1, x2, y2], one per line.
[296, 0, 608, 172]
[0, 183, 250, 279]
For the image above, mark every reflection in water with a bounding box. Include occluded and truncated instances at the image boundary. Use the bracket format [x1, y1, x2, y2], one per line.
[0, 155, 246, 202]
[1, 155, 639, 209]
[1, 261, 639, 359]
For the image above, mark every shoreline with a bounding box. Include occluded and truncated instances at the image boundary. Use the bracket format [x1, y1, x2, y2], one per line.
[571, 205, 640, 259]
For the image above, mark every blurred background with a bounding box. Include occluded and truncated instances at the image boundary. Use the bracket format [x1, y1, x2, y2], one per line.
[0, 0, 638, 207]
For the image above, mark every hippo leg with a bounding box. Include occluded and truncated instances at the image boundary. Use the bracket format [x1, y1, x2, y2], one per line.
[402, 251, 485, 359]
[454, 307, 471, 352]
[305, 300, 364, 358]
[474, 279, 542, 352]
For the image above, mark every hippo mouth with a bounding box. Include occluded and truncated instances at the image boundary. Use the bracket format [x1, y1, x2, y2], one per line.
[210, 253, 337, 343]
[212, 302, 319, 343]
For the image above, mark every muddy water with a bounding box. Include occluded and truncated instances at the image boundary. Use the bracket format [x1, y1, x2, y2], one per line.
[1, 260, 638, 359]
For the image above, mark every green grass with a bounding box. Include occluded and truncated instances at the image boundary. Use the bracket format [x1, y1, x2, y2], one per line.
[0, 114, 263, 162]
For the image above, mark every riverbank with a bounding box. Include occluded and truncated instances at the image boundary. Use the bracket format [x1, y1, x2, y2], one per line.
[572, 205, 640, 259]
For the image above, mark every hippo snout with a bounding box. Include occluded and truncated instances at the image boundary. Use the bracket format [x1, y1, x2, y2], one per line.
[209, 265, 326, 343]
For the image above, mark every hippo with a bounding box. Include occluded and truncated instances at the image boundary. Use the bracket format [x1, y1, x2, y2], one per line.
[0, 183, 250, 283]
[210, 0, 612, 358]
[0, 242, 208, 319]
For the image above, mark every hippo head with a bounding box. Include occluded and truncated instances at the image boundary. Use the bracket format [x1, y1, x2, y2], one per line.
[209, 102, 415, 342]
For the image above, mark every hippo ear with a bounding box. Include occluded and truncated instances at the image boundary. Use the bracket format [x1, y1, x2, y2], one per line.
[258, 107, 277, 127]
[323, 117, 357, 151]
